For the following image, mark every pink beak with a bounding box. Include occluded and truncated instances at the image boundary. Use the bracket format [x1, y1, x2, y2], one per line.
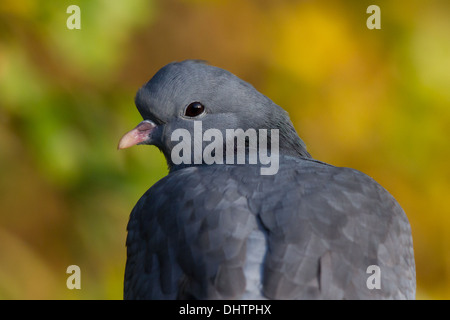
[118, 120, 156, 150]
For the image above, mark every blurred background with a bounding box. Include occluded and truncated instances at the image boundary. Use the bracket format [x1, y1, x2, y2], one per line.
[0, 0, 449, 299]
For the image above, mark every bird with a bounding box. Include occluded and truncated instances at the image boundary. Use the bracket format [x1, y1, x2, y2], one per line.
[118, 60, 416, 299]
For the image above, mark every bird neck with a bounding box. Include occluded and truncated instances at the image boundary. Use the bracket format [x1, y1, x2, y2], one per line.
[163, 127, 312, 174]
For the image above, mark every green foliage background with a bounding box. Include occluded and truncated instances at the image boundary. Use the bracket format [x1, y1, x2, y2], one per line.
[0, 0, 449, 299]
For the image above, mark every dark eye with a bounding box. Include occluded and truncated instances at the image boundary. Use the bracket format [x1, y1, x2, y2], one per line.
[184, 102, 205, 117]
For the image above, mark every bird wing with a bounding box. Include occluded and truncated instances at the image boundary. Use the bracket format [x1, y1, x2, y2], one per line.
[251, 157, 416, 299]
[124, 165, 260, 299]
[124, 157, 415, 299]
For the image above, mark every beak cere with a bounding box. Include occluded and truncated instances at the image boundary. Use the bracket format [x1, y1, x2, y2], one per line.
[118, 120, 156, 150]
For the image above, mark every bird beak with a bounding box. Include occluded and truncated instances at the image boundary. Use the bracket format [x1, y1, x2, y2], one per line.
[118, 120, 157, 150]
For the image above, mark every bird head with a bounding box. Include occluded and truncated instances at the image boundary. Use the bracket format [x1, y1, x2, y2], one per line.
[118, 60, 310, 170]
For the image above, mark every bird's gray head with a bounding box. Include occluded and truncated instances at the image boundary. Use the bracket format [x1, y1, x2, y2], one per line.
[118, 60, 311, 171]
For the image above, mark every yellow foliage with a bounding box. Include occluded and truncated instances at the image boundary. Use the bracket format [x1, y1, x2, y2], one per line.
[0, 0, 449, 299]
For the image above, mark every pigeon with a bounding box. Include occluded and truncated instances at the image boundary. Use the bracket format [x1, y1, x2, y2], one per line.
[118, 60, 416, 299]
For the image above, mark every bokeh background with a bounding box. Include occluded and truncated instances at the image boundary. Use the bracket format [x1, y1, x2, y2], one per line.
[0, 0, 449, 299]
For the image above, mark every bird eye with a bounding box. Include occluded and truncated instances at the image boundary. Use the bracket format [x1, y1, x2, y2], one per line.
[184, 102, 205, 117]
